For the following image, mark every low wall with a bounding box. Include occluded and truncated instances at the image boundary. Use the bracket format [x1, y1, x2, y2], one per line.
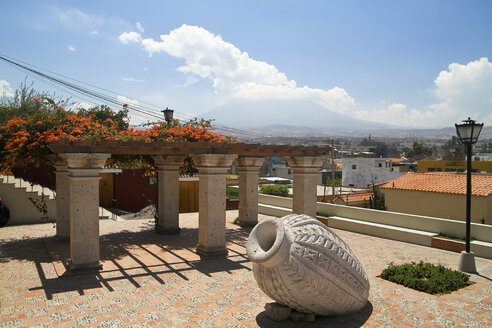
[258, 194, 492, 243]
[316, 201, 492, 243]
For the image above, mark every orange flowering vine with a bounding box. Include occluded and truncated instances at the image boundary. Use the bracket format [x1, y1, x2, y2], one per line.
[0, 101, 238, 175]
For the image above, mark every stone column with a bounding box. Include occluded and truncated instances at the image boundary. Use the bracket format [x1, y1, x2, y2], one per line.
[236, 157, 264, 227]
[60, 153, 110, 271]
[285, 156, 325, 218]
[54, 162, 70, 241]
[193, 154, 237, 257]
[153, 155, 185, 234]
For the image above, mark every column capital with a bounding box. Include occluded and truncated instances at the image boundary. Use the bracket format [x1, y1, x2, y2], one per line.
[193, 154, 237, 169]
[60, 153, 110, 169]
[236, 156, 264, 168]
[54, 162, 68, 173]
[153, 155, 186, 169]
[285, 156, 326, 170]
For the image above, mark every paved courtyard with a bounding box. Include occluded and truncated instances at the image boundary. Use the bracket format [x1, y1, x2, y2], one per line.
[1, 210, 491, 327]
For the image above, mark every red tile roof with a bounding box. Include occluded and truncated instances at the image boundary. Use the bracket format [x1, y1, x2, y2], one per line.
[319, 192, 373, 204]
[380, 172, 492, 197]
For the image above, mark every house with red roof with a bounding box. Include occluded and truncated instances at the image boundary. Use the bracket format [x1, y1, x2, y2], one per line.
[380, 172, 492, 225]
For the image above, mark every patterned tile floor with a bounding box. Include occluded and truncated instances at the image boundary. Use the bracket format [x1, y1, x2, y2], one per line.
[1, 210, 491, 328]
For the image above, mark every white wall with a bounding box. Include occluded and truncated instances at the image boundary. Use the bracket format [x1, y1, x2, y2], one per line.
[0, 177, 56, 225]
[342, 158, 405, 187]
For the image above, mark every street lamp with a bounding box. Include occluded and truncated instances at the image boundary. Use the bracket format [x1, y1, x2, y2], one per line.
[455, 117, 483, 273]
[162, 107, 174, 125]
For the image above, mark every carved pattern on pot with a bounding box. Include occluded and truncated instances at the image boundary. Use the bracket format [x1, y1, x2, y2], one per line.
[246, 214, 370, 316]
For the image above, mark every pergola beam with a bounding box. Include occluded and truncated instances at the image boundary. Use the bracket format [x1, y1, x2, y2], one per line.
[48, 140, 332, 157]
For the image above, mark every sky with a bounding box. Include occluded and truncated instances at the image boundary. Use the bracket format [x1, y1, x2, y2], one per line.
[1, 0, 491, 129]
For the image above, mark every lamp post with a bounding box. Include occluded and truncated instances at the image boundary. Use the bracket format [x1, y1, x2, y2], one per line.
[455, 117, 483, 273]
[162, 107, 174, 125]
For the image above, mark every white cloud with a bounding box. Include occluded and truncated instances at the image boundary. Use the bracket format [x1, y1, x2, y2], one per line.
[119, 25, 492, 128]
[136, 22, 144, 33]
[51, 7, 102, 31]
[117, 95, 139, 107]
[0, 80, 14, 98]
[119, 24, 355, 114]
[355, 103, 448, 128]
[123, 77, 146, 83]
[91, 30, 98, 35]
[177, 76, 199, 88]
[67, 45, 77, 52]
[72, 102, 92, 110]
[119, 31, 142, 44]
[432, 57, 492, 124]
[355, 58, 492, 127]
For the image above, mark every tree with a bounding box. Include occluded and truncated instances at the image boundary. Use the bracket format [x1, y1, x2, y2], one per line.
[442, 136, 465, 160]
[368, 185, 386, 210]
[0, 87, 237, 175]
[404, 141, 434, 159]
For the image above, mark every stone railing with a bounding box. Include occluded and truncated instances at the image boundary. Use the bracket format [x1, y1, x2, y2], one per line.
[258, 193, 492, 243]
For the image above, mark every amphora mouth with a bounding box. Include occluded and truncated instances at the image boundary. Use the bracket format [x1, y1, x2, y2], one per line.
[246, 218, 285, 266]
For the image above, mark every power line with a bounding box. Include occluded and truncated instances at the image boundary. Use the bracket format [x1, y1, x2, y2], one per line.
[0, 54, 273, 138]
[0, 53, 164, 112]
[0, 55, 168, 121]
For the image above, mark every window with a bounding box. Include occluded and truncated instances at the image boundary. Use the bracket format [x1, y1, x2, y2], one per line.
[352, 164, 357, 169]
[378, 163, 382, 167]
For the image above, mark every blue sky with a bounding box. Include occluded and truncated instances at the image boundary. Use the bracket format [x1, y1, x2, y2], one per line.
[1, 0, 491, 128]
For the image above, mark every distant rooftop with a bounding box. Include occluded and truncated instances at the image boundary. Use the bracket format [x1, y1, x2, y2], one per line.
[325, 192, 373, 204]
[380, 172, 492, 197]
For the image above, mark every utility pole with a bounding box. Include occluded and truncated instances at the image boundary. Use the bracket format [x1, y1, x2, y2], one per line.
[331, 138, 335, 200]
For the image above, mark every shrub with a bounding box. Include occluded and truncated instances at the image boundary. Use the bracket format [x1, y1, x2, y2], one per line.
[226, 186, 239, 200]
[259, 184, 289, 197]
[380, 261, 471, 294]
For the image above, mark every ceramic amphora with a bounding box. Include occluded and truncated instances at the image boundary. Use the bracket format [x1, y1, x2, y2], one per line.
[246, 214, 370, 316]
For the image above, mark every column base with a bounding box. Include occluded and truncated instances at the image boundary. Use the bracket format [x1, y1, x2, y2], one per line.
[458, 251, 477, 273]
[69, 260, 103, 272]
[196, 245, 228, 258]
[155, 227, 181, 234]
[238, 220, 258, 228]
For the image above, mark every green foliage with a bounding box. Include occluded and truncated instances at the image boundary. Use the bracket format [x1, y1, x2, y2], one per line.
[226, 186, 239, 200]
[324, 177, 342, 187]
[380, 261, 471, 294]
[28, 193, 51, 222]
[442, 136, 465, 160]
[368, 188, 386, 210]
[259, 184, 290, 197]
[0, 81, 70, 121]
[77, 104, 129, 131]
[367, 183, 386, 210]
[404, 141, 434, 159]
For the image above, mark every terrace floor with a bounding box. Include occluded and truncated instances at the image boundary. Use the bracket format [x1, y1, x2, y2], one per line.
[1, 210, 491, 328]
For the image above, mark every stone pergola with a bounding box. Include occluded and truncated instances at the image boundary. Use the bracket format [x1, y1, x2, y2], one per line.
[48, 140, 331, 270]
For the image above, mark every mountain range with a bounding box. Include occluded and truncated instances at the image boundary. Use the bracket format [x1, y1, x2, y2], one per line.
[202, 99, 492, 140]
[203, 99, 391, 130]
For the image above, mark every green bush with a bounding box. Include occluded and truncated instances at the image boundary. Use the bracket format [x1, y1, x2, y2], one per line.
[380, 261, 471, 294]
[226, 186, 239, 200]
[259, 184, 290, 197]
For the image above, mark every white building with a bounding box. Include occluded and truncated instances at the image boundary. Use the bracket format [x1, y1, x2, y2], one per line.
[342, 158, 409, 188]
